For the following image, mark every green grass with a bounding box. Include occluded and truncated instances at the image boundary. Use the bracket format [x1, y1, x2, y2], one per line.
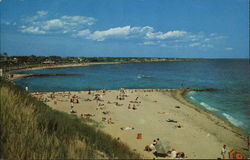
[0, 78, 140, 159]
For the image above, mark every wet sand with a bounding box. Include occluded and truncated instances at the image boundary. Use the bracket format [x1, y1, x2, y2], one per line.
[31, 89, 247, 159]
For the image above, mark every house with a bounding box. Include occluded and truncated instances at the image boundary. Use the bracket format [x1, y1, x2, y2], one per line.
[43, 60, 55, 64]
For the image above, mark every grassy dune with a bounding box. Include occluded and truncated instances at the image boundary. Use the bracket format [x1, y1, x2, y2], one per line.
[0, 78, 140, 159]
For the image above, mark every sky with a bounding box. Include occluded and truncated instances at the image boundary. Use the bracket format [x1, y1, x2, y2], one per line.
[0, 0, 249, 58]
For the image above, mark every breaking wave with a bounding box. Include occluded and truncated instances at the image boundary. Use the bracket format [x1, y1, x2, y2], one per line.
[222, 113, 244, 127]
[200, 102, 219, 112]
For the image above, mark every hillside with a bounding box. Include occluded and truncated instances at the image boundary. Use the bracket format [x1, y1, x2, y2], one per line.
[0, 78, 140, 159]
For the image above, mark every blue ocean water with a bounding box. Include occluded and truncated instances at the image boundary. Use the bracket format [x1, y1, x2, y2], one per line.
[15, 59, 250, 134]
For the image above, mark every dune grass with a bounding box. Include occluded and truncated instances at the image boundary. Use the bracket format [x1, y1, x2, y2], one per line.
[0, 78, 140, 159]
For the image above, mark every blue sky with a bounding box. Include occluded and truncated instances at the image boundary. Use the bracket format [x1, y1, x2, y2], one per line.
[0, 0, 249, 58]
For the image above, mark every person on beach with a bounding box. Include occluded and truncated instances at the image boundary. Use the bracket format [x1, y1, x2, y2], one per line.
[156, 138, 161, 145]
[248, 136, 250, 153]
[132, 104, 137, 110]
[108, 118, 113, 124]
[120, 127, 134, 130]
[153, 139, 157, 145]
[144, 140, 156, 152]
[80, 114, 84, 118]
[221, 144, 227, 159]
[171, 149, 177, 158]
[88, 89, 91, 95]
[128, 104, 131, 109]
[70, 102, 74, 109]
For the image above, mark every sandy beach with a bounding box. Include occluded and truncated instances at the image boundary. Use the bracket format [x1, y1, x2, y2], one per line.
[9, 62, 120, 80]
[31, 89, 247, 159]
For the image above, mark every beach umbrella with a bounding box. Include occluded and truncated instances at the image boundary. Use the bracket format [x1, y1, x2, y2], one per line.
[155, 141, 170, 154]
[229, 150, 245, 159]
[155, 143, 165, 154]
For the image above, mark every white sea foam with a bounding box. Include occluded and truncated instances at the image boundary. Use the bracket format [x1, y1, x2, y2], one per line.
[137, 74, 152, 79]
[200, 102, 219, 112]
[222, 113, 244, 127]
[188, 91, 196, 95]
[190, 96, 196, 100]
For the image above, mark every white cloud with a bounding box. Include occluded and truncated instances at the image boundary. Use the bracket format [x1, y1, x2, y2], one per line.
[37, 11, 48, 17]
[87, 26, 153, 41]
[2, 20, 11, 25]
[189, 43, 201, 47]
[88, 26, 131, 41]
[18, 11, 225, 50]
[20, 11, 95, 35]
[61, 16, 95, 26]
[160, 44, 167, 47]
[73, 29, 91, 37]
[142, 41, 157, 45]
[86, 25, 221, 50]
[201, 44, 213, 48]
[1, 20, 17, 26]
[84, 26, 188, 42]
[25, 10, 48, 22]
[225, 47, 233, 50]
[209, 33, 216, 37]
[145, 30, 187, 40]
[43, 19, 64, 30]
[21, 26, 46, 34]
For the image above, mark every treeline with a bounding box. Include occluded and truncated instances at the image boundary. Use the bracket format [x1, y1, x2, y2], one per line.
[0, 78, 140, 159]
[0, 53, 204, 67]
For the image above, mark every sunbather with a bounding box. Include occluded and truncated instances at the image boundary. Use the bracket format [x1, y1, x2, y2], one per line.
[128, 104, 131, 109]
[120, 127, 134, 130]
[158, 112, 165, 114]
[70, 109, 76, 114]
[166, 119, 178, 123]
[84, 98, 92, 101]
[103, 111, 110, 115]
[171, 149, 177, 158]
[176, 152, 185, 158]
[107, 118, 114, 124]
[132, 104, 137, 110]
[115, 102, 123, 106]
[176, 124, 184, 128]
[83, 113, 95, 118]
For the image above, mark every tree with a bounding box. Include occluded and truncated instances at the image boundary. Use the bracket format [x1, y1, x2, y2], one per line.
[3, 52, 8, 56]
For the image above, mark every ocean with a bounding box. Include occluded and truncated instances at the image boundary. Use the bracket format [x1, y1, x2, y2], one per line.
[15, 59, 250, 134]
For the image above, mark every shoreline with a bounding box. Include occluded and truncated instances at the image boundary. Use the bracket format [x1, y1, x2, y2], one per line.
[9, 62, 249, 157]
[31, 88, 247, 158]
[8, 62, 120, 80]
[7, 60, 203, 80]
[180, 91, 247, 137]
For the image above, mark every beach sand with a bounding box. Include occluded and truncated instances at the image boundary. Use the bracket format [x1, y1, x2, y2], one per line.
[31, 89, 247, 159]
[9, 62, 120, 80]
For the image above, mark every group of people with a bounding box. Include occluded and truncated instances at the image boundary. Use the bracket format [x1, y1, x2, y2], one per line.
[70, 95, 79, 113]
[102, 117, 114, 124]
[128, 104, 138, 110]
[145, 138, 186, 159]
[70, 95, 79, 104]
[144, 138, 161, 152]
